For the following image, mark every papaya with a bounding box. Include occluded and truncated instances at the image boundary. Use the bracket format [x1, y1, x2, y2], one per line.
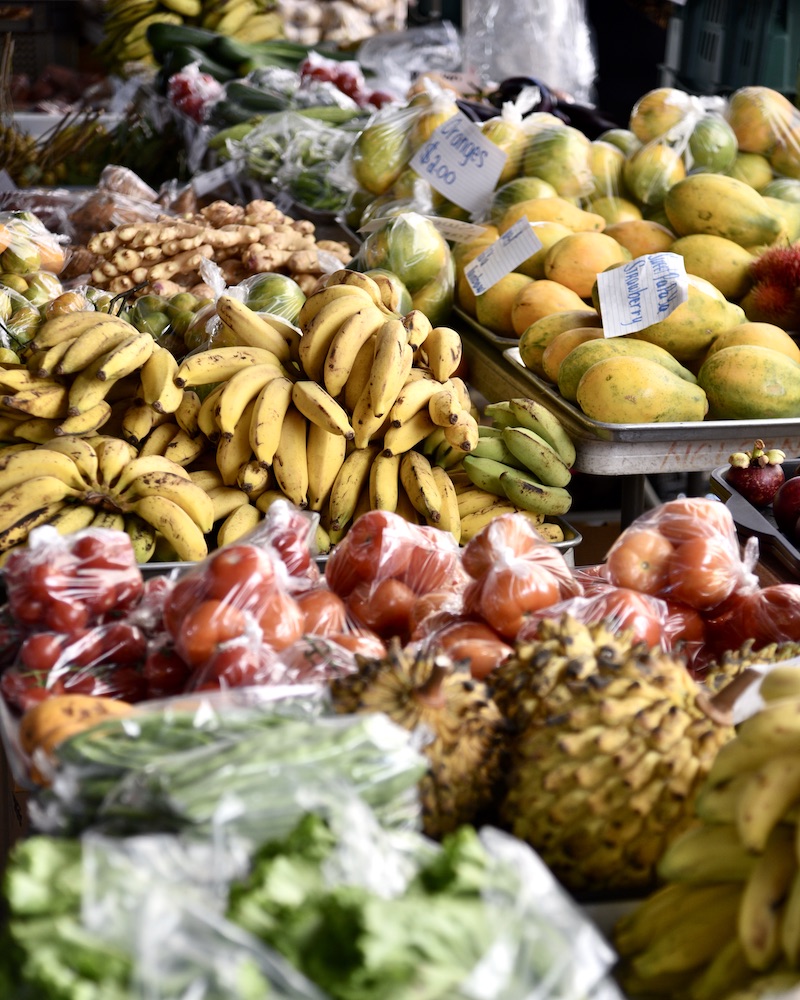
[557, 337, 697, 402]
[498, 197, 606, 235]
[762, 196, 800, 241]
[588, 196, 642, 225]
[576, 356, 708, 423]
[541, 327, 605, 383]
[631, 282, 745, 365]
[543, 232, 632, 299]
[726, 86, 797, 155]
[629, 87, 695, 143]
[604, 219, 675, 258]
[697, 344, 800, 419]
[511, 280, 591, 337]
[517, 308, 601, 377]
[704, 322, 800, 365]
[729, 151, 774, 191]
[475, 272, 533, 338]
[664, 174, 783, 247]
[489, 177, 557, 226]
[516, 222, 573, 278]
[669, 234, 754, 300]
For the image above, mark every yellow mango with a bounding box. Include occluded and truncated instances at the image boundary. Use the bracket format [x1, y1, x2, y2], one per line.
[669, 234, 754, 300]
[474, 272, 533, 338]
[499, 197, 606, 234]
[517, 308, 601, 377]
[604, 219, 676, 257]
[664, 174, 783, 246]
[576, 356, 708, 423]
[697, 344, 800, 418]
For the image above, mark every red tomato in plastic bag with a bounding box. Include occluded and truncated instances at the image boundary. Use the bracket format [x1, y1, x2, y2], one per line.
[741, 584, 800, 647]
[346, 577, 417, 640]
[475, 562, 562, 640]
[605, 527, 674, 596]
[655, 496, 735, 544]
[296, 588, 348, 637]
[325, 511, 413, 597]
[179, 599, 249, 667]
[258, 589, 305, 651]
[434, 619, 513, 680]
[400, 524, 464, 594]
[461, 513, 544, 580]
[206, 545, 277, 611]
[163, 573, 209, 638]
[143, 646, 192, 699]
[666, 535, 741, 611]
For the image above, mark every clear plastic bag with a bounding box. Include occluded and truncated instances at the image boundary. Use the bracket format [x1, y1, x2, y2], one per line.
[0, 208, 68, 275]
[356, 21, 463, 103]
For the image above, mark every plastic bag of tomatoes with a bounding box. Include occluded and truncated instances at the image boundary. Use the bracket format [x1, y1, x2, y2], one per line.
[324, 510, 470, 645]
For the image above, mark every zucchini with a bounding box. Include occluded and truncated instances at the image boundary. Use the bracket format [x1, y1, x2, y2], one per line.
[161, 44, 238, 82]
[146, 22, 219, 57]
[223, 81, 290, 112]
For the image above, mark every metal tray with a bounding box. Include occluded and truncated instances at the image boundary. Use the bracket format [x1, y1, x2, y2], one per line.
[454, 305, 520, 351]
[709, 460, 800, 578]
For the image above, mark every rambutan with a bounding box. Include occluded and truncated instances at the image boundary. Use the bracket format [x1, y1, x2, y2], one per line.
[744, 243, 800, 328]
[750, 244, 800, 286]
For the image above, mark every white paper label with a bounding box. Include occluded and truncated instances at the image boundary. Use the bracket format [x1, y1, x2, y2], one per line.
[192, 161, 239, 197]
[409, 111, 507, 216]
[464, 219, 543, 296]
[596, 252, 689, 337]
[425, 217, 489, 243]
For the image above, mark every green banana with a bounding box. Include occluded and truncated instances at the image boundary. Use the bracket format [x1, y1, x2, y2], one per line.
[501, 425, 573, 488]
[508, 396, 577, 467]
[470, 434, 528, 469]
[499, 469, 572, 516]
[462, 454, 513, 496]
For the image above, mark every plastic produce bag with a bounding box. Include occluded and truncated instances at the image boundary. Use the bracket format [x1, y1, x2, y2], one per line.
[0, 209, 68, 275]
[462, 0, 597, 105]
[356, 21, 462, 100]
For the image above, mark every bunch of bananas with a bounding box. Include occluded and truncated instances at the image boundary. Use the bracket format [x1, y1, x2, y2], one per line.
[615, 667, 800, 999]
[200, 0, 283, 42]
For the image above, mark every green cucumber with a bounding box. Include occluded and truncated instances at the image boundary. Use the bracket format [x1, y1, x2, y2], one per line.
[146, 22, 219, 57]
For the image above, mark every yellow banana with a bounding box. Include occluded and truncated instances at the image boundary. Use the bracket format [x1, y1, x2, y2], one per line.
[175, 346, 284, 388]
[421, 326, 463, 381]
[323, 304, 386, 398]
[249, 375, 294, 468]
[459, 501, 520, 543]
[739, 823, 797, 971]
[0, 368, 56, 393]
[236, 458, 271, 497]
[124, 512, 157, 563]
[133, 494, 208, 562]
[139, 345, 183, 414]
[0, 501, 67, 553]
[95, 436, 138, 489]
[67, 356, 120, 416]
[343, 337, 377, 414]
[272, 405, 308, 507]
[216, 364, 284, 441]
[0, 446, 88, 493]
[781, 865, 800, 966]
[12, 417, 60, 444]
[91, 509, 126, 532]
[196, 383, 226, 442]
[402, 309, 433, 349]
[368, 451, 401, 512]
[30, 339, 77, 378]
[428, 385, 462, 427]
[383, 408, 437, 458]
[174, 389, 202, 439]
[42, 434, 99, 484]
[736, 753, 800, 852]
[115, 454, 191, 493]
[443, 409, 480, 453]
[322, 269, 386, 310]
[122, 470, 214, 534]
[53, 400, 112, 437]
[48, 503, 97, 537]
[328, 445, 380, 533]
[96, 332, 155, 382]
[399, 450, 442, 524]
[292, 380, 354, 440]
[430, 465, 460, 542]
[216, 502, 261, 547]
[297, 283, 373, 328]
[456, 486, 507, 516]
[31, 310, 131, 350]
[208, 485, 251, 522]
[55, 323, 136, 376]
[388, 374, 442, 427]
[3, 384, 69, 420]
[368, 320, 412, 417]
[0, 475, 81, 535]
[306, 422, 347, 513]
[215, 295, 292, 362]
[299, 294, 373, 383]
[760, 667, 800, 704]
[350, 384, 391, 452]
[255, 489, 288, 514]
[657, 823, 758, 883]
[188, 468, 225, 493]
[216, 398, 256, 487]
[139, 422, 179, 458]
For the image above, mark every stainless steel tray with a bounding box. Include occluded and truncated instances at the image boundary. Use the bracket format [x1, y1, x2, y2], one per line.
[502, 347, 800, 476]
[709, 460, 800, 578]
[454, 305, 520, 350]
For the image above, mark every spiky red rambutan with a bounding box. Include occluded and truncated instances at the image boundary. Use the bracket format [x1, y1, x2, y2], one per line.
[750, 244, 800, 286]
[748, 281, 797, 319]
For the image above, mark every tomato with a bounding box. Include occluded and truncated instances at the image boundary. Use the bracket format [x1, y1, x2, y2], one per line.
[605, 527, 674, 595]
[263, 503, 318, 584]
[655, 496, 735, 545]
[163, 573, 209, 638]
[279, 635, 359, 682]
[97, 622, 147, 666]
[97, 666, 148, 702]
[477, 563, 562, 640]
[48, 597, 90, 634]
[18, 633, 67, 674]
[581, 588, 665, 648]
[196, 644, 278, 689]
[408, 590, 462, 639]
[1, 669, 50, 712]
[434, 620, 513, 680]
[325, 511, 413, 597]
[346, 577, 417, 639]
[741, 584, 800, 647]
[666, 536, 741, 610]
[258, 589, 305, 651]
[702, 590, 753, 659]
[143, 646, 192, 699]
[326, 630, 386, 659]
[178, 599, 249, 667]
[206, 544, 277, 610]
[662, 600, 707, 649]
[72, 531, 135, 569]
[461, 513, 545, 580]
[296, 587, 348, 637]
[400, 525, 464, 594]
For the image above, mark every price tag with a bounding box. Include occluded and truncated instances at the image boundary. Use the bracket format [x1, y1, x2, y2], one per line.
[464, 219, 542, 296]
[192, 160, 240, 197]
[425, 217, 489, 242]
[596, 252, 689, 337]
[409, 111, 507, 216]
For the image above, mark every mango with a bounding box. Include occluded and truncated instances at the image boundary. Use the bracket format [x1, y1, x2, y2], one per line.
[511, 280, 591, 337]
[516, 222, 573, 279]
[517, 308, 601, 377]
[499, 197, 605, 235]
[664, 174, 783, 247]
[762, 196, 800, 241]
[522, 124, 593, 198]
[474, 272, 533, 338]
[697, 344, 800, 418]
[385, 214, 451, 293]
[489, 177, 557, 226]
[588, 196, 642, 225]
[632, 281, 746, 365]
[629, 87, 695, 143]
[762, 177, 800, 202]
[623, 143, 686, 207]
[541, 327, 605, 383]
[605, 219, 675, 258]
[688, 115, 738, 173]
[543, 232, 632, 299]
[576, 356, 708, 423]
[669, 234, 753, 300]
[769, 133, 800, 179]
[705, 322, 800, 365]
[587, 140, 626, 199]
[726, 86, 797, 155]
[557, 337, 698, 402]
